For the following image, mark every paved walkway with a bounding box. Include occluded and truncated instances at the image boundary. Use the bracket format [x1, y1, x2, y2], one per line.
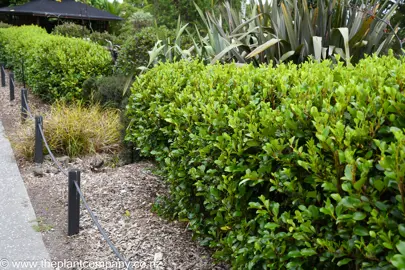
[0, 121, 52, 269]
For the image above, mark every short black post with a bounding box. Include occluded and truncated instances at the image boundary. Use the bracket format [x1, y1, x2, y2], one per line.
[1, 63, 5, 87]
[68, 170, 81, 236]
[21, 60, 26, 88]
[21, 88, 28, 122]
[34, 116, 43, 164]
[9, 72, 14, 101]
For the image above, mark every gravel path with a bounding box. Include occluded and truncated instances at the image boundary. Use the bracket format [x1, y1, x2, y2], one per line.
[0, 69, 227, 270]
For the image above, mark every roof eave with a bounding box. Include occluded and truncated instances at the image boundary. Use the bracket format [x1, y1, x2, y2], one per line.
[0, 10, 123, 21]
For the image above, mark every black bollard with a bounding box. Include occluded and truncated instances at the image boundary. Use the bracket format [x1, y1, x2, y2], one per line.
[68, 169, 81, 236]
[9, 72, 14, 101]
[21, 88, 28, 122]
[34, 116, 43, 164]
[1, 63, 5, 87]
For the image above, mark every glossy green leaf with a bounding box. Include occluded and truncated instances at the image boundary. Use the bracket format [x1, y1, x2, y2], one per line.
[265, 222, 280, 230]
[399, 224, 405, 238]
[300, 248, 317, 257]
[353, 212, 367, 221]
[337, 258, 352, 266]
[392, 254, 405, 269]
[397, 241, 405, 256]
[354, 225, 369, 236]
[373, 179, 385, 191]
[288, 250, 302, 258]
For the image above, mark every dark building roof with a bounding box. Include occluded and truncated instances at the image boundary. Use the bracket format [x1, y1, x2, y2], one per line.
[0, 0, 122, 21]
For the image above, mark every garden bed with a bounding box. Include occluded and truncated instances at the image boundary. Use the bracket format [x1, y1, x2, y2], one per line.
[0, 70, 226, 270]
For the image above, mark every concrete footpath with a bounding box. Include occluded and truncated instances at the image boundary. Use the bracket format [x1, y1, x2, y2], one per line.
[0, 121, 52, 269]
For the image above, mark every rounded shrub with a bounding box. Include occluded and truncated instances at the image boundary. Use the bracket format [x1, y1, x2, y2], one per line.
[82, 75, 129, 109]
[120, 11, 154, 35]
[52, 22, 90, 38]
[89, 31, 119, 46]
[115, 26, 173, 76]
[126, 55, 405, 269]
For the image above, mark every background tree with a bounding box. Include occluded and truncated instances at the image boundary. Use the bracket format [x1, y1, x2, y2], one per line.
[149, 0, 241, 28]
[0, 0, 28, 6]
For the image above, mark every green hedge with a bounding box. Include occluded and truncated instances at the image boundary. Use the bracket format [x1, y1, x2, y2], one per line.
[126, 54, 405, 269]
[0, 25, 112, 101]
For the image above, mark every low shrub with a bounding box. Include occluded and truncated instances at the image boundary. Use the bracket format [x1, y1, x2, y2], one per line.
[82, 75, 129, 109]
[126, 54, 405, 269]
[0, 25, 112, 101]
[52, 22, 90, 38]
[15, 102, 121, 158]
[0, 22, 11, 28]
[82, 76, 98, 101]
[115, 26, 172, 76]
[89, 31, 119, 46]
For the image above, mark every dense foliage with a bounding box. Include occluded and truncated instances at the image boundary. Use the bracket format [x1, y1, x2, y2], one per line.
[119, 10, 154, 37]
[82, 75, 129, 109]
[0, 25, 112, 101]
[52, 22, 90, 38]
[115, 26, 172, 76]
[126, 55, 405, 269]
[89, 31, 119, 47]
[148, 0, 211, 28]
[52, 22, 118, 46]
[112, 0, 240, 29]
